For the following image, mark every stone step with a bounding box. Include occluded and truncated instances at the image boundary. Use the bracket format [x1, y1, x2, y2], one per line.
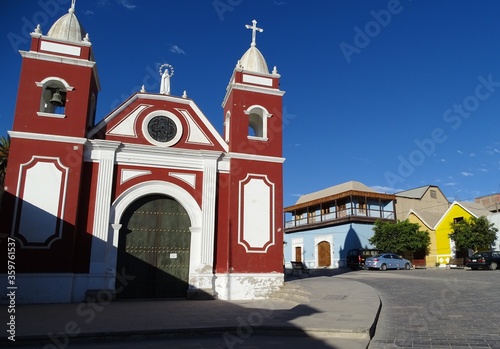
[268, 283, 311, 304]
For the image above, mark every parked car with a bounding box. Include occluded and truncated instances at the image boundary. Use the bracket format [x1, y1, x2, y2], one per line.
[365, 253, 412, 271]
[466, 251, 500, 270]
[346, 248, 381, 270]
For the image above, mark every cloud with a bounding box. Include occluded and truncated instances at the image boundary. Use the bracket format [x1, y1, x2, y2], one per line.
[457, 150, 463, 155]
[169, 45, 186, 55]
[84, 10, 95, 15]
[444, 182, 457, 186]
[461, 172, 473, 177]
[469, 153, 476, 157]
[440, 158, 446, 162]
[485, 146, 500, 155]
[117, 0, 136, 10]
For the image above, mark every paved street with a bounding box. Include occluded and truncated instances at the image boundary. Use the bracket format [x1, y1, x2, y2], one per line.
[6, 268, 500, 348]
[339, 268, 500, 349]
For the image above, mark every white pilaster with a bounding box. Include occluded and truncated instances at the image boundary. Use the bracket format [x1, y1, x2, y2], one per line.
[200, 155, 218, 265]
[88, 140, 121, 289]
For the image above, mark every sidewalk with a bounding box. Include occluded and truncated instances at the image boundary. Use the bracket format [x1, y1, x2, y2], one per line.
[2, 269, 381, 348]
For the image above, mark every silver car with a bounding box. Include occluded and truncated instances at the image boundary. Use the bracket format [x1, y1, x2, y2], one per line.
[365, 253, 412, 270]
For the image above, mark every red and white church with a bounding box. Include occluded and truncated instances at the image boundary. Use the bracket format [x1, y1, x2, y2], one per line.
[1, 3, 285, 303]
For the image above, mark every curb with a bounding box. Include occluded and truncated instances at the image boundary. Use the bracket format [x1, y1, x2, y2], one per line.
[2, 319, 379, 346]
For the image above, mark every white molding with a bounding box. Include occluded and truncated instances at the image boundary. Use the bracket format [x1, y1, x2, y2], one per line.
[8, 131, 87, 144]
[121, 169, 152, 185]
[87, 141, 223, 170]
[141, 110, 183, 147]
[36, 112, 66, 119]
[222, 70, 285, 108]
[238, 174, 275, 253]
[106, 104, 152, 138]
[20, 50, 96, 68]
[169, 172, 196, 188]
[111, 180, 202, 234]
[242, 74, 273, 87]
[248, 135, 269, 141]
[228, 152, 285, 163]
[200, 157, 217, 264]
[35, 77, 74, 90]
[12, 156, 68, 249]
[88, 94, 228, 152]
[176, 108, 214, 146]
[40, 41, 81, 56]
[230, 83, 285, 96]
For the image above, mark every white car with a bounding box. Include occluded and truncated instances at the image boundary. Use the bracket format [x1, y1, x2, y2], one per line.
[365, 253, 412, 270]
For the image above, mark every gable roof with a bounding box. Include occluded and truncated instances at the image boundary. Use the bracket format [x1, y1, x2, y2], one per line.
[407, 209, 443, 230]
[458, 201, 491, 218]
[396, 185, 445, 199]
[88, 93, 228, 152]
[434, 201, 491, 229]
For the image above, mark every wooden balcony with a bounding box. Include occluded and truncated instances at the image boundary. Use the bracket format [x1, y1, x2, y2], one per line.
[284, 208, 395, 233]
[284, 190, 397, 233]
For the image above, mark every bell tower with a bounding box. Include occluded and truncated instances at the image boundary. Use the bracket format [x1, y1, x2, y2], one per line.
[216, 20, 286, 300]
[4, 1, 99, 277]
[11, 1, 99, 137]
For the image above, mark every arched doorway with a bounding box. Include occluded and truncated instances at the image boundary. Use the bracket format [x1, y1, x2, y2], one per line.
[318, 241, 331, 267]
[116, 194, 191, 299]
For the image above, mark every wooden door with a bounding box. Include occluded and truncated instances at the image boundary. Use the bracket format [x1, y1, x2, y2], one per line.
[116, 194, 191, 299]
[295, 246, 302, 262]
[318, 241, 331, 267]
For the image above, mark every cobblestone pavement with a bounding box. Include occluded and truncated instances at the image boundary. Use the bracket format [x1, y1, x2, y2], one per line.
[339, 268, 500, 349]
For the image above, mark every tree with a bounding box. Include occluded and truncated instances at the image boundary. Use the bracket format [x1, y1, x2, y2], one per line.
[369, 219, 431, 256]
[0, 135, 9, 189]
[449, 216, 498, 253]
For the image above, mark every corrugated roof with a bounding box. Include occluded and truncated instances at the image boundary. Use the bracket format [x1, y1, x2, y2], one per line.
[458, 201, 491, 218]
[396, 186, 432, 199]
[408, 209, 443, 229]
[295, 181, 377, 205]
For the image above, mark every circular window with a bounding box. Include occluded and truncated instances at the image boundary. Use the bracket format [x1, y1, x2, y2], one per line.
[147, 115, 177, 143]
[142, 111, 183, 147]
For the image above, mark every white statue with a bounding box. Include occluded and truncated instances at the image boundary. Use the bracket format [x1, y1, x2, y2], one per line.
[159, 63, 174, 95]
[160, 69, 170, 95]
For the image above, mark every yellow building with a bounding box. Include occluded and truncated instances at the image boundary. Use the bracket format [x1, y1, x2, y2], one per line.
[407, 209, 442, 267]
[397, 185, 449, 267]
[433, 201, 491, 266]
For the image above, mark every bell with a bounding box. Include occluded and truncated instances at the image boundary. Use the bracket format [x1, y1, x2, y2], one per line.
[50, 91, 63, 106]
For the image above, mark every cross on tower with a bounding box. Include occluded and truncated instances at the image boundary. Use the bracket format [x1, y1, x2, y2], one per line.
[245, 20, 263, 47]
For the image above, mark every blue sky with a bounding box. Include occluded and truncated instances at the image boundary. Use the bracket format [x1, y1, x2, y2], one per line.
[1, 0, 500, 208]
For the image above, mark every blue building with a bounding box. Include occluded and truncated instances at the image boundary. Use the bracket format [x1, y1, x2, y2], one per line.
[284, 181, 396, 268]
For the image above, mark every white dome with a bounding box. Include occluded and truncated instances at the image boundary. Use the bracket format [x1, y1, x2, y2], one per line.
[239, 46, 269, 74]
[47, 7, 86, 43]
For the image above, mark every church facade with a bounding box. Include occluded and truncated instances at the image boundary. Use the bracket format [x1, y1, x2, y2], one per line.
[1, 5, 285, 303]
